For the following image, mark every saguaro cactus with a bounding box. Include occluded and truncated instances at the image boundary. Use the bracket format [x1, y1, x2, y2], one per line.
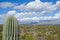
[3, 16, 19, 40]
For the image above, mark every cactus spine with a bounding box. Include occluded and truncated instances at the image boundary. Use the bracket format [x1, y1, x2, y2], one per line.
[3, 16, 19, 40]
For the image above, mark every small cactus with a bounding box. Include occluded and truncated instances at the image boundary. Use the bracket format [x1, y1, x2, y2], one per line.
[3, 16, 19, 40]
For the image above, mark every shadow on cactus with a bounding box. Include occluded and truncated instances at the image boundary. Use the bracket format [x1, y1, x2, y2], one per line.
[3, 15, 19, 40]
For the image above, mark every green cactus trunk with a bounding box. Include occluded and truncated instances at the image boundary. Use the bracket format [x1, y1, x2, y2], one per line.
[3, 16, 19, 40]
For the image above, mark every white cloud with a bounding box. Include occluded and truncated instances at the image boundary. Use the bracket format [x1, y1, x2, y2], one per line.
[13, 0, 60, 17]
[55, 12, 60, 17]
[0, 2, 16, 8]
[0, 0, 60, 24]
[14, 0, 56, 12]
[0, 14, 6, 24]
[56, 1, 60, 7]
[0, 10, 60, 24]
[6, 10, 17, 16]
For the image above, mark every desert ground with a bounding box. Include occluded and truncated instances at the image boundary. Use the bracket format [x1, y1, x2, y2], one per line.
[0, 25, 60, 40]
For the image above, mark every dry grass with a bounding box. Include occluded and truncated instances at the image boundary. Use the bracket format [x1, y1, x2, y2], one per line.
[0, 25, 60, 40]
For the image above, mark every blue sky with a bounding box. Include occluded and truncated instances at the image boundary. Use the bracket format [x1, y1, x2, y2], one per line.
[0, 0, 60, 24]
[0, 0, 58, 14]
